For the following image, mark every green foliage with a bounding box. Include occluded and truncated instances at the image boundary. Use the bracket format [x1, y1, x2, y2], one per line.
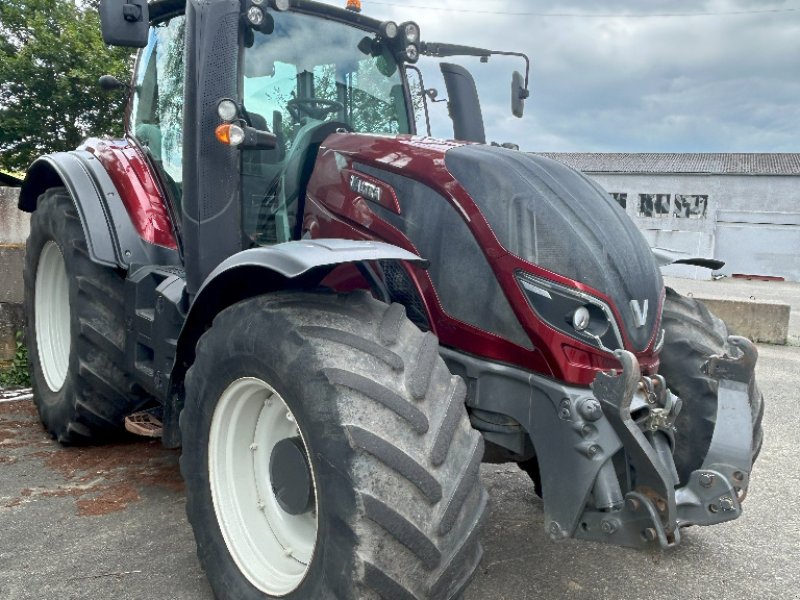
[0, 0, 134, 171]
[0, 332, 31, 387]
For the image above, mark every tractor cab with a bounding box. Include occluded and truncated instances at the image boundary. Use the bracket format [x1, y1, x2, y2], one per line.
[107, 0, 529, 272]
[237, 8, 413, 244]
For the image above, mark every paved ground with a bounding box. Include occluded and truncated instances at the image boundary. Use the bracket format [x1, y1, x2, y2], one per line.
[1, 344, 799, 600]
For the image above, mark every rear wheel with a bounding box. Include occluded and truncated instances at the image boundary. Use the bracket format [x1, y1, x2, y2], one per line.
[659, 287, 764, 483]
[181, 291, 488, 600]
[24, 187, 148, 443]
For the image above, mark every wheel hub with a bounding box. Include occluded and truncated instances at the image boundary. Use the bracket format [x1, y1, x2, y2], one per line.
[270, 436, 315, 516]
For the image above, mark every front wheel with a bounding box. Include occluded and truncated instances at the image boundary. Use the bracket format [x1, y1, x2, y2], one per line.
[181, 291, 488, 600]
[659, 287, 764, 484]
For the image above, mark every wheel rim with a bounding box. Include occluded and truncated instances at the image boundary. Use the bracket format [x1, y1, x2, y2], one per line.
[34, 241, 71, 392]
[209, 377, 318, 596]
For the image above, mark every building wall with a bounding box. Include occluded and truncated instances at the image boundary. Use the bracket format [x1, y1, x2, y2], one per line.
[584, 173, 800, 281]
[0, 187, 27, 363]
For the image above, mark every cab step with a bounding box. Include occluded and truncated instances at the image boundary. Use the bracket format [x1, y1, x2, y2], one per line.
[124, 407, 163, 438]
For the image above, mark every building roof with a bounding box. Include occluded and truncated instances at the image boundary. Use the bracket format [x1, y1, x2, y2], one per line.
[534, 153, 800, 176]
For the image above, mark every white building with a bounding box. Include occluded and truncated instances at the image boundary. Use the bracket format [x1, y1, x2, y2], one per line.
[537, 153, 800, 281]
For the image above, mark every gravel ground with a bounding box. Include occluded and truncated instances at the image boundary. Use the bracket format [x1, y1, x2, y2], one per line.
[1, 344, 798, 600]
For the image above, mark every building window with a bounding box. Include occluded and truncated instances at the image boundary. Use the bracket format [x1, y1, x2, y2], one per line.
[638, 194, 671, 218]
[610, 193, 627, 209]
[673, 194, 708, 219]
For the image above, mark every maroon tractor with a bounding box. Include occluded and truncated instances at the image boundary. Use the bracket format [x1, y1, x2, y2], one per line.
[18, 1, 763, 598]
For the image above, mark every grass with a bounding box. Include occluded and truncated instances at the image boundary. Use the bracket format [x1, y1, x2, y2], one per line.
[0, 332, 31, 387]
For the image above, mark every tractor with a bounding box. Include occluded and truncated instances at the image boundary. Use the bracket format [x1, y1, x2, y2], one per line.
[18, 0, 763, 598]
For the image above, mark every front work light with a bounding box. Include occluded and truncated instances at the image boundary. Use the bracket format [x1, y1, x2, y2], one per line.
[402, 22, 420, 44]
[380, 20, 399, 40]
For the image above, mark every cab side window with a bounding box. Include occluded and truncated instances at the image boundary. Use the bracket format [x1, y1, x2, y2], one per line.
[129, 17, 186, 210]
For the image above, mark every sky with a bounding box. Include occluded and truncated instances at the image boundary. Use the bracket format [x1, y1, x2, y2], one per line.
[318, 0, 800, 152]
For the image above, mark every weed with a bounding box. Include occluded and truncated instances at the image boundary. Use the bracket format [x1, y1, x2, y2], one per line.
[0, 332, 31, 387]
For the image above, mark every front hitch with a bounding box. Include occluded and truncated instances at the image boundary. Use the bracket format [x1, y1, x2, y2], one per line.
[560, 336, 757, 549]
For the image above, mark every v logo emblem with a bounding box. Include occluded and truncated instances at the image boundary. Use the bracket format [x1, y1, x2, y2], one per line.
[630, 299, 649, 328]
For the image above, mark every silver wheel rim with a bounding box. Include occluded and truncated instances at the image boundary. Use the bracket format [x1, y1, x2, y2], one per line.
[34, 241, 71, 392]
[209, 377, 318, 596]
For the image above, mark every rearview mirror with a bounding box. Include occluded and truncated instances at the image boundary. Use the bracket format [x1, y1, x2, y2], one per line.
[99, 0, 149, 48]
[511, 71, 528, 118]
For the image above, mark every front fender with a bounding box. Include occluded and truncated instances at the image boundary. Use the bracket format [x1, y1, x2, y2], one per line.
[161, 239, 425, 447]
[173, 238, 425, 382]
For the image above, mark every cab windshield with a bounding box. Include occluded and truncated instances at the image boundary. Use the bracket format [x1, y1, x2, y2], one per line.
[241, 11, 412, 245]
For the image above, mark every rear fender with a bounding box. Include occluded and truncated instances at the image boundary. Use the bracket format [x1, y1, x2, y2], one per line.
[19, 151, 178, 269]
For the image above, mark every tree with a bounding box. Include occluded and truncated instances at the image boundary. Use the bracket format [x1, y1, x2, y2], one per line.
[0, 0, 133, 172]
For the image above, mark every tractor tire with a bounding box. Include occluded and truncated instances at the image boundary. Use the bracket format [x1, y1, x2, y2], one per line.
[23, 187, 148, 443]
[659, 286, 764, 484]
[181, 291, 488, 600]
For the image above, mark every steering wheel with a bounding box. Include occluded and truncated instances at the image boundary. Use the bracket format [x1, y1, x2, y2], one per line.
[287, 98, 345, 122]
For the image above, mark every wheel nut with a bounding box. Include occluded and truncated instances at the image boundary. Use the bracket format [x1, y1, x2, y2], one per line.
[626, 498, 640, 512]
[699, 473, 715, 488]
[719, 496, 735, 511]
[642, 528, 657, 542]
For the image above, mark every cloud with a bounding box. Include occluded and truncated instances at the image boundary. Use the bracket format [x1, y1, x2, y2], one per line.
[318, 0, 800, 151]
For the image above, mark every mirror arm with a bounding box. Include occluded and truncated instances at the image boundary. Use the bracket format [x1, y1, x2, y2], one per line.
[493, 50, 530, 96]
[421, 42, 531, 97]
[405, 65, 432, 137]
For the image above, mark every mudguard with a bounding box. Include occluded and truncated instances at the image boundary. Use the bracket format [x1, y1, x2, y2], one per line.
[161, 238, 426, 447]
[179, 239, 426, 343]
[18, 151, 178, 269]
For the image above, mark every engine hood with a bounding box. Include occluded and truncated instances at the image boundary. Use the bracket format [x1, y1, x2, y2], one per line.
[444, 145, 663, 352]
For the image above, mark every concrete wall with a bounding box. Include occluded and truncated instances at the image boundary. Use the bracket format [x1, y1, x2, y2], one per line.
[586, 173, 800, 281]
[1, 187, 27, 363]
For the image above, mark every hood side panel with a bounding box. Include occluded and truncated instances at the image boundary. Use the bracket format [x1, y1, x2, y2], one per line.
[356, 163, 534, 351]
[445, 145, 663, 351]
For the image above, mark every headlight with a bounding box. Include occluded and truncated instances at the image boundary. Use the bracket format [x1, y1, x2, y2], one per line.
[516, 272, 624, 353]
[247, 5, 265, 25]
[217, 98, 238, 122]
